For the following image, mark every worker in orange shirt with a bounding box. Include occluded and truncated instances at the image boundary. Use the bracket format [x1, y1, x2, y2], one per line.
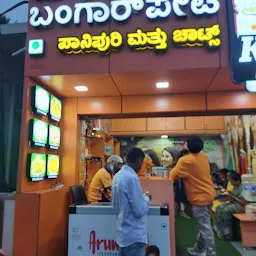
[88, 155, 123, 203]
[169, 135, 216, 256]
[138, 156, 155, 177]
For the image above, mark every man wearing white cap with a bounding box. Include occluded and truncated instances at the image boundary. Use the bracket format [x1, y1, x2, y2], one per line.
[88, 155, 123, 203]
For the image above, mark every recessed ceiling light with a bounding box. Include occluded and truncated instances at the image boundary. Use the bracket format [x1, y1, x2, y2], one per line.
[246, 80, 256, 92]
[161, 135, 168, 139]
[41, 75, 51, 81]
[74, 86, 88, 92]
[156, 82, 169, 89]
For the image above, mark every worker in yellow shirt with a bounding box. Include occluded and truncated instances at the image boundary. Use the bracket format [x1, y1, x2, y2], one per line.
[169, 135, 216, 256]
[88, 155, 123, 203]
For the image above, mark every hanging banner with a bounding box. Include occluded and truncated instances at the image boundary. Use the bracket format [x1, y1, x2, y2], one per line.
[227, 0, 256, 83]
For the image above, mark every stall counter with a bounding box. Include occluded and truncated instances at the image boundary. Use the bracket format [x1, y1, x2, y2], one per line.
[68, 179, 175, 256]
[68, 203, 170, 256]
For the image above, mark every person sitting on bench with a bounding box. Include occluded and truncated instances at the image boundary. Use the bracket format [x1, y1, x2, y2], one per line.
[214, 172, 248, 240]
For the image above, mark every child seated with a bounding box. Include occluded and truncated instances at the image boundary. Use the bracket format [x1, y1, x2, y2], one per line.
[146, 245, 160, 256]
[211, 170, 235, 213]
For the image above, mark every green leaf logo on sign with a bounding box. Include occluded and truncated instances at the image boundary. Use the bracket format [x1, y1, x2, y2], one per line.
[204, 140, 217, 152]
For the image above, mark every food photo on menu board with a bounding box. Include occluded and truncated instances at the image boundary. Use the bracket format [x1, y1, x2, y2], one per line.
[48, 124, 61, 150]
[47, 155, 60, 179]
[27, 153, 47, 182]
[31, 85, 50, 116]
[29, 119, 48, 147]
[50, 95, 62, 122]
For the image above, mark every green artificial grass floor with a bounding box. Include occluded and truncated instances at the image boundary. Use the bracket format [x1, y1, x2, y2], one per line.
[175, 216, 241, 256]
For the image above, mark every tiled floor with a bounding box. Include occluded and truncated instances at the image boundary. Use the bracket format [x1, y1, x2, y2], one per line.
[231, 242, 256, 256]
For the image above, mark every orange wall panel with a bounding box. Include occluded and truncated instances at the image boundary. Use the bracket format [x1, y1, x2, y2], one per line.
[77, 96, 122, 115]
[38, 187, 70, 256]
[60, 98, 79, 186]
[13, 188, 70, 256]
[207, 92, 256, 111]
[13, 193, 39, 256]
[122, 94, 206, 114]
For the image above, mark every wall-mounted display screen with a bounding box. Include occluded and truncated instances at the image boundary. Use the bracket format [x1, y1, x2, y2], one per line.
[29, 119, 48, 147]
[48, 124, 61, 150]
[31, 85, 50, 116]
[47, 155, 60, 179]
[27, 153, 47, 181]
[50, 95, 62, 122]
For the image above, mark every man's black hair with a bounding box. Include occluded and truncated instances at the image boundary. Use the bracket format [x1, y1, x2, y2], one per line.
[229, 172, 241, 182]
[211, 173, 223, 186]
[146, 245, 160, 256]
[219, 168, 229, 177]
[187, 135, 204, 153]
[126, 147, 145, 164]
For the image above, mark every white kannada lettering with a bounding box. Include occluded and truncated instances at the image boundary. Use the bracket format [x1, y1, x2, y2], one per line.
[74, 2, 110, 24]
[239, 36, 256, 63]
[29, 0, 221, 28]
[111, 0, 131, 22]
[146, 0, 172, 19]
[30, 6, 54, 27]
[111, 0, 144, 21]
[132, 0, 145, 12]
[55, 5, 73, 25]
[90, 2, 110, 23]
[191, 0, 220, 15]
[173, 0, 190, 17]
[30, 7, 40, 27]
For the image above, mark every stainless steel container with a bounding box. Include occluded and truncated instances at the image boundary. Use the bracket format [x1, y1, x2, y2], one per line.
[152, 167, 170, 178]
[163, 170, 169, 179]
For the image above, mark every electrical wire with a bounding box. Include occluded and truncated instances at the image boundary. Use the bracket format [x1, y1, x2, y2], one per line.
[0, 1, 29, 17]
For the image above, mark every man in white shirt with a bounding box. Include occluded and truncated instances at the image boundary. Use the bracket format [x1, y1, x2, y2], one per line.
[112, 147, 152, 256]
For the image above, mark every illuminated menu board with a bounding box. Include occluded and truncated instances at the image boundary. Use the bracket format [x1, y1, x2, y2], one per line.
[47, 155, 60, 179]
[31, 85, 50, 116]
[29, 119, 48, 147]
[50, 95, 62, 122]
[48, 124, 61, 150]
[27, 153, 47, 182]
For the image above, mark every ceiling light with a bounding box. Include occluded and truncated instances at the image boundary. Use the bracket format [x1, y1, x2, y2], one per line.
[74, 86, 88, 92]
[156, 82, 169, 89]
[161, 135, 168, 139]
[41, 75, 51, 81]
[246, 80, 256, 92]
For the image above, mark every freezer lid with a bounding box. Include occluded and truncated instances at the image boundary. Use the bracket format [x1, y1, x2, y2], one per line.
[69, 203, 169, 216]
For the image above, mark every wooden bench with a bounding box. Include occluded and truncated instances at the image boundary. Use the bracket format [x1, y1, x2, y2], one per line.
[233, 213, 256, 248]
